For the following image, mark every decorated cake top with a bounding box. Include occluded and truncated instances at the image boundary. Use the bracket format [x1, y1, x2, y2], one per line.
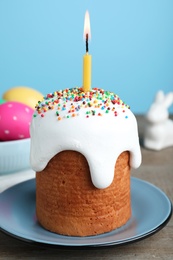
[33, 87, 130, 121]
[30, 87, 141, 189]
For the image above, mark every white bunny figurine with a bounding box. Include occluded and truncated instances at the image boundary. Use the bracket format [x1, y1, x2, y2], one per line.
[144, 90, 173, 150]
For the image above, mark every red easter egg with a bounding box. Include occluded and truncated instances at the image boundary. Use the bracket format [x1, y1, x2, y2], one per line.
[0, 101, 34, 141]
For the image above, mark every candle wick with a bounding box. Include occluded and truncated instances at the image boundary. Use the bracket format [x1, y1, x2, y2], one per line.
[86, 33, 89, 53]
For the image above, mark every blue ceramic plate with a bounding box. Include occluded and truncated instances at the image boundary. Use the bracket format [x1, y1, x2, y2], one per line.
[0, 177, 172, 247]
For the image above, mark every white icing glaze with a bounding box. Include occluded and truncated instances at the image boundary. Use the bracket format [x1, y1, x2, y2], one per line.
[30, 88, 141, 189]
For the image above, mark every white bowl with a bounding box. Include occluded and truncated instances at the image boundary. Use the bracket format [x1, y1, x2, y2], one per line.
[0, 138, 31, 175]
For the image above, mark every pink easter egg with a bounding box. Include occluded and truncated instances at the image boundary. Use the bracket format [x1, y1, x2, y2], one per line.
[0, 101, 34, 141]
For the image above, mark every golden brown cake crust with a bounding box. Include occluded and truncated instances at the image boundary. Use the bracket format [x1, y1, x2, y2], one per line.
[36, 151, 131, 236]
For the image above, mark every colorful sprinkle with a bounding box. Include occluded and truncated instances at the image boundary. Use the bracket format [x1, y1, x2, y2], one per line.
[34, 88, 130, 121]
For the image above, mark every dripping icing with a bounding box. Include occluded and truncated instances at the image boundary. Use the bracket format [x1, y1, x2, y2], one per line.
[30, 88, 141, 189]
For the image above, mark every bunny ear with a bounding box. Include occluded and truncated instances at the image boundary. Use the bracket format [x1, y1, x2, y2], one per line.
[155, 90, 165, 103]
[164, 92, 173, 108]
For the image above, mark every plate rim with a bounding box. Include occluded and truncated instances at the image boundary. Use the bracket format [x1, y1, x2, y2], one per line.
[0, 177, 172, 248]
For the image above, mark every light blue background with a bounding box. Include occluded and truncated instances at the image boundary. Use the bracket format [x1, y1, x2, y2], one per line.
[0, 0, 173, 114]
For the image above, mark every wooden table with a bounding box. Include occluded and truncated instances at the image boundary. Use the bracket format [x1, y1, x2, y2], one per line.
[0, 116, 173, 259]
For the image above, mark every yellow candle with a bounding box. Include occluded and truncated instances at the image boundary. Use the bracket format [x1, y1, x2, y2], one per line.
[83, 11, 92, 92]
[83, 53, 91, 92]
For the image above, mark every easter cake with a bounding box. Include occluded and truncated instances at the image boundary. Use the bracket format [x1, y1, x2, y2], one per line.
[30, 87, 141, 236]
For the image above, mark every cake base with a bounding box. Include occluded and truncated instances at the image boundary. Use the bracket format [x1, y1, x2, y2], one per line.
[36, 151, 131, 237]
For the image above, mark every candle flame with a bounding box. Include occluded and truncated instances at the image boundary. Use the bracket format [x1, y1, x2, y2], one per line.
[83, 10, 91, 40]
